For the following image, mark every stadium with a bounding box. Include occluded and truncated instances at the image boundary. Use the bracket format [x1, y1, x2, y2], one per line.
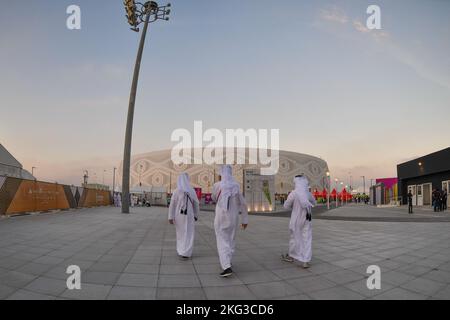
[119, 149, 330, 195]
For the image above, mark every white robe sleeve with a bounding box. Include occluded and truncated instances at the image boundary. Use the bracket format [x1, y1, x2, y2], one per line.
[168, 191, 178, 220]
[212, 183, 221, 203]
[193, 199, 200, 219]
[283, 192, 295, 210]
[239, 193, 248, 224]
[308, 192, 317, 206]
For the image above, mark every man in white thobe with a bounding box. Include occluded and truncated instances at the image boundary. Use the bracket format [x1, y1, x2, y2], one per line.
[168, 173, 200, 260]
[282, 175, 316, 268]
[212, 165, 248, 277]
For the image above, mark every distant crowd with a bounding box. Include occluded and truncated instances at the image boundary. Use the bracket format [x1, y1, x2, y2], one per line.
[432, 189, 448, 212]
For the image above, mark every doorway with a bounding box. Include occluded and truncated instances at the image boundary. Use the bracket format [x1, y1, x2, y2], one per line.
[408, 185, 417, 206]
[422, 183, 432, 206]
[417, 185, 423, 206]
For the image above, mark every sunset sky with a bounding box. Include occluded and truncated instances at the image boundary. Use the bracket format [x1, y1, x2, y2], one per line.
[1, 0, 449, 191]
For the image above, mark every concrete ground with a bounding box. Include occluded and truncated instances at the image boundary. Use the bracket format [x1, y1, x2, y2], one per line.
[315, 204, 450, 222]
[0, 206, 450, 300]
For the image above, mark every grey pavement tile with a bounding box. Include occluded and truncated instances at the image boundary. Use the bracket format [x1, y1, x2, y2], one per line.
[16, 262, 53, 276]
[396, 264, 434, 277]
[331, 258, 366, 269]
[1, 205, 450, 301]
[247, 281, 299, 299]
[0, 284, 17, 299]
[276, 294, 311, 300]
[373, 287, 428, 300]
[116, 273, 158, 287]
[61, 283, 112, 300]
[108, 286, 156, 300]
[288, 275, 337, 293]
[381, 270, 416, 286]
[83, 271, 121, 285]
[124, 263, 160, 274]
[270, 267, 313, 280]
[98, 254, 133, 264]
[0, 258, 28, 270]
[10, 252, 42, 262]
[344, 279, 395, 298]
[198, 274, 244, 287]
[374, 259, 404, 271]
[235, 270, 281, 284]
[0, 271, 37, 288]
[190, 256, 219, 265]
[194, 264, 222, 274]
[33, 255, 66, 265]
[432, 285, 450, 299]
[400, 277, 446, 296]
[88, 261, 128, 273]
[307, 263, 341, 275]
[159, 264, 197, 275]
[322, 269, 366, 285]
[422, 269, 450, 284]
[7, 289, 56, 300]
[24, 277, 67, 296]
[59, 259, 94, 270]
[158, 274, 201, 288]
[203, 285, 257, 300]
[414, 259, 444, 269]
[309, 286, 365, 300]
[391, 254, 422, 264]
[130, 255, 161, 265]
[156, 287, 206, 300]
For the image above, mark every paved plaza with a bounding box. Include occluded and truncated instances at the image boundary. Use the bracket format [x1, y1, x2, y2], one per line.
[0, 206, 450, 300]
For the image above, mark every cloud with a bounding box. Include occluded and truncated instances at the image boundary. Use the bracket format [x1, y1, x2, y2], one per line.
[319, 6, 348, 24]
[352, 20, 369, 33]
[317, 5, 449, 90]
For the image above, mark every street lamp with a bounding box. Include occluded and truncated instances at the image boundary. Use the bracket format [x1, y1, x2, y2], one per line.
[335, 178, 339, 207]
[113, 167, 117, 193]
[326, 171, 330, 210]
[121, 1, 171, 214]
[361, 176, 366, 195]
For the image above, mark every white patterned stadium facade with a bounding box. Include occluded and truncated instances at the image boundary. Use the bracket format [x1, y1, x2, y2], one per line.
[119, 149, 329, 194]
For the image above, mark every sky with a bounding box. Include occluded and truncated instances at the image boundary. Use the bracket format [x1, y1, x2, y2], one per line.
[1, 0, 449, 191]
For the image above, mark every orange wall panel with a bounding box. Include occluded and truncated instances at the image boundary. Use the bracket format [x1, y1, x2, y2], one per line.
[6, 181, 70, 215]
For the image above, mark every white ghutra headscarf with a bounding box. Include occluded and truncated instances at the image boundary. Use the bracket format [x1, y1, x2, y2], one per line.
[177, 173, 199, 210]
[217, 165, 240, 211]
[293, 175, 315, 210]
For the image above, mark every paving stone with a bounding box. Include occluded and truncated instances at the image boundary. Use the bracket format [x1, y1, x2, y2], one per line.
[373, 287, 428, 300]
[203, 285, 256, 300]
[157, 287, 206, 300]
[108, 286, 156, 300]
[247, 281, 299, 299]
[400, 277, 446, 296]
[61, 283, 112, 300]
[24, 277, 66, 296]
[309, 286, 365, 300]
[116, 273, 158, 288]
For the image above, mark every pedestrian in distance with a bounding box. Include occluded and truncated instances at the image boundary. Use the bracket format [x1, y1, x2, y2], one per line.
[407, 191, 413, 214]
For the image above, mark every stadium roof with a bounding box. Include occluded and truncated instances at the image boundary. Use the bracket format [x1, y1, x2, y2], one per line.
[0, 143, 22, 169]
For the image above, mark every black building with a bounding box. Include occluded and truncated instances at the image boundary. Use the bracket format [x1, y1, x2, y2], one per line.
[397, 147, 450, 207]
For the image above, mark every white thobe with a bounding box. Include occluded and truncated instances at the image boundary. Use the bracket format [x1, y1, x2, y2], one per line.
[212, 183, 248, 270]
[168, 189, 200, 257]
[283, 191, 315, 263]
